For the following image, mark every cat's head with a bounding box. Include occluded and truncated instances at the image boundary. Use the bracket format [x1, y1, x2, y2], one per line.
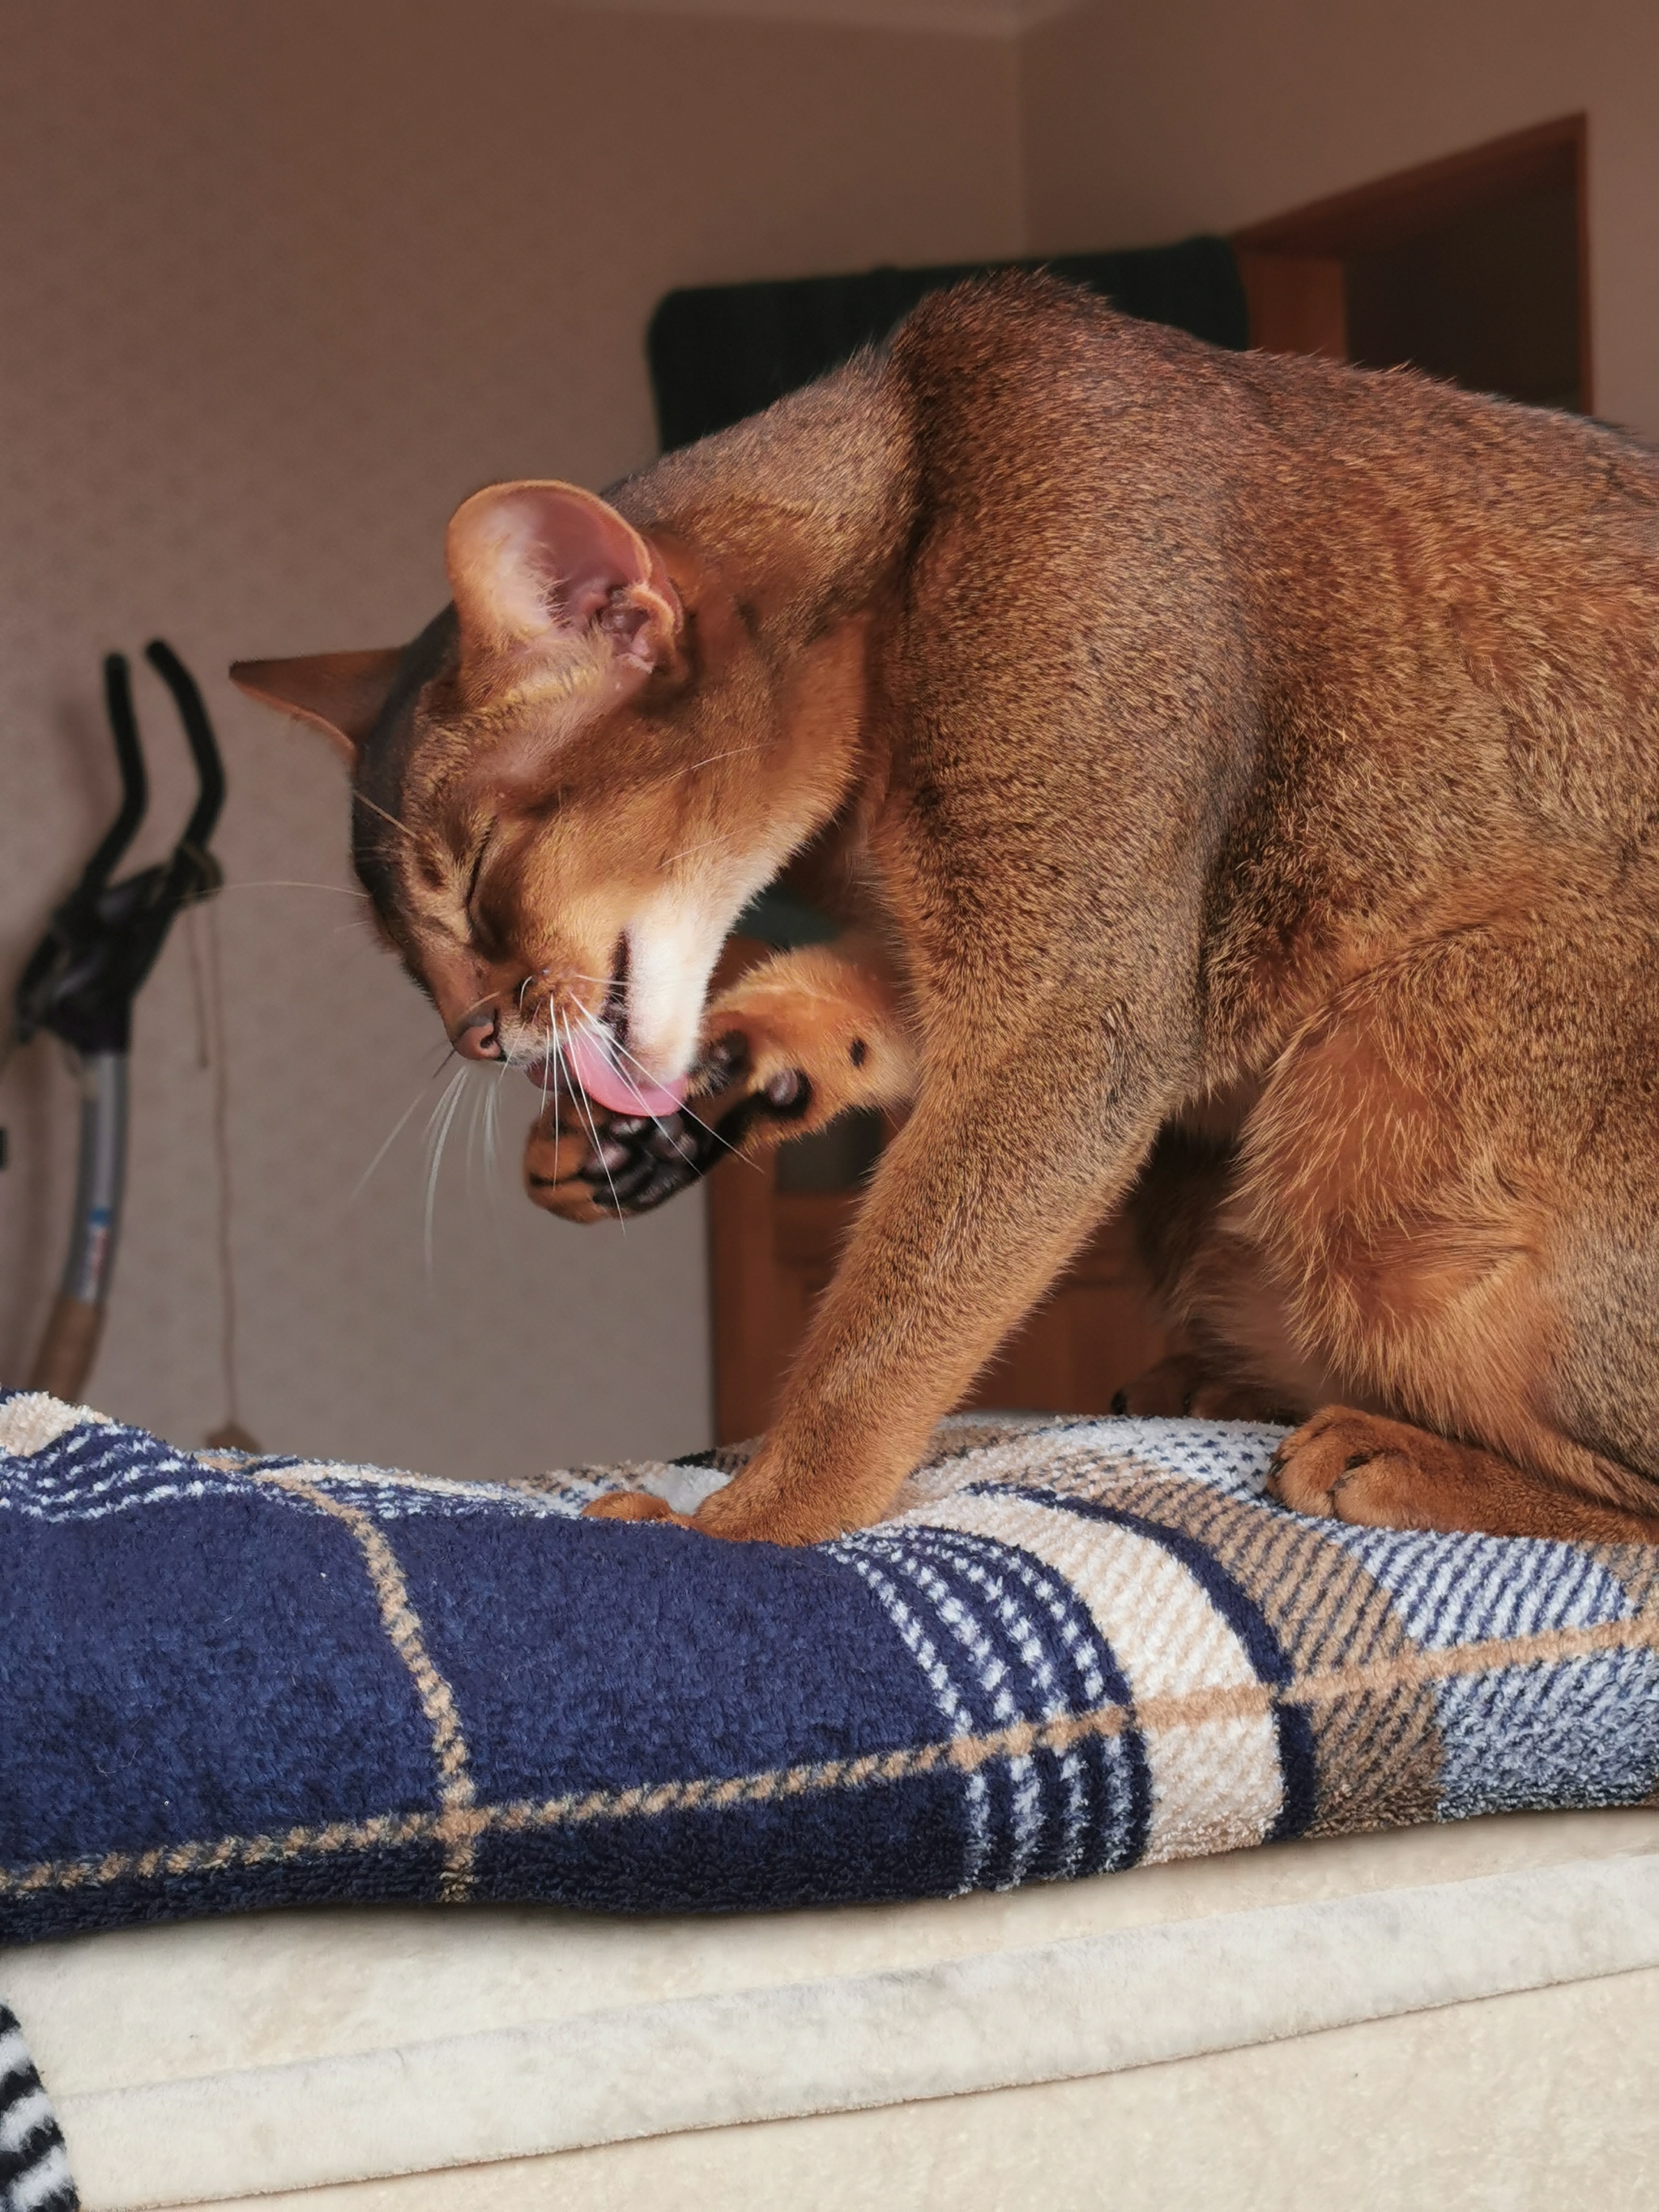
[233, 480, 859, 1115]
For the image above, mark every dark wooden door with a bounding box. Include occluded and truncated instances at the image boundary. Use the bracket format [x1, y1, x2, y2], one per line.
[707, 1135, 1173, 1447]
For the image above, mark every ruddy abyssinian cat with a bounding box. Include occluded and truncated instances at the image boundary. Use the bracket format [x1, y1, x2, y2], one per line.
[234, 273, 1659, 1549]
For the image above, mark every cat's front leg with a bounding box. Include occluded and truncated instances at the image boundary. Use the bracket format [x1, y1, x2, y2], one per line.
[590, 1019, 1171, 1541]
[523, 935, 915, 1220]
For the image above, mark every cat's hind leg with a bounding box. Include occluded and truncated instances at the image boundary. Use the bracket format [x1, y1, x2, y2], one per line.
[1246, 910, 1659, 1543]
[1268, 1405, 1659, 1543]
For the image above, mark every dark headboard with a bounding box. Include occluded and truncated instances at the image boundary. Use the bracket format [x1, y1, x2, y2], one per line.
[646, 235, 1247, 453]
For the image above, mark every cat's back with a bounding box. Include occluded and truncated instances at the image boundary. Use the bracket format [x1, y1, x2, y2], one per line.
[888, 273, 1659, 819]
[889, 269, 1657, 574]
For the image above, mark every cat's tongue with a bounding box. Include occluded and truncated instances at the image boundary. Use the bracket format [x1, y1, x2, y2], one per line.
[559, 1029, 689, 1119]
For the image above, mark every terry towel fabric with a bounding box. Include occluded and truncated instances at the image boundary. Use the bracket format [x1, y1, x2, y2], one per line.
[2, 1390, 1657, 1946]
[0, 1999, 77, 2211]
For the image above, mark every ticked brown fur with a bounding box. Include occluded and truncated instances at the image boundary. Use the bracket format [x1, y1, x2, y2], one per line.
[234, 275, 1659, 1548]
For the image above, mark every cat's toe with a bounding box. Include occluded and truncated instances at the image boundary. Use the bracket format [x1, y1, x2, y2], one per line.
[580, 1107, 726, 1213]
[1266, 1407, 1431, 1524]
[583, 1490, 684, 1524]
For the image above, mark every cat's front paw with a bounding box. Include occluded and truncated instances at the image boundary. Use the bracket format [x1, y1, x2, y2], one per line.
[582, 1459, 856, 1545]
[689, 948, 915, 1164]
[523, 1096, 714, 1219]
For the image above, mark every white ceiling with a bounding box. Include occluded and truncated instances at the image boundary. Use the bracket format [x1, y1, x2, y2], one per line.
[569, 0, 1083, 39]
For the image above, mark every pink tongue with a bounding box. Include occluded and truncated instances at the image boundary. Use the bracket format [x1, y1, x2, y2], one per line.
[561, 1029, 689, 1119]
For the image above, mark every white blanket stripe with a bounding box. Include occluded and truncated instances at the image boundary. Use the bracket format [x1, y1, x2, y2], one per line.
[912, 1494, 1286, 1862]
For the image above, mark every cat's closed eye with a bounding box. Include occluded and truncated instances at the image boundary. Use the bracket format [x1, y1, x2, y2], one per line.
[462, 836, 494, 934]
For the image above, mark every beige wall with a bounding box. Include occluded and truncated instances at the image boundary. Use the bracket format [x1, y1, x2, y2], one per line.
[0, 0, 1021, 1477]
[1020, 0, 1659, 440]
[6, 0, 1647, 1481]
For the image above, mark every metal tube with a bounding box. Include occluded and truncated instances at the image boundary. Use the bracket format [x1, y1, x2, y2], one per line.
[28, 1051, 130, 1402]
[62, 1049, 129, 1304]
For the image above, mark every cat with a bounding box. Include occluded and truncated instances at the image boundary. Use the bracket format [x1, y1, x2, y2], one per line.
[233, 271, 1659, 1548]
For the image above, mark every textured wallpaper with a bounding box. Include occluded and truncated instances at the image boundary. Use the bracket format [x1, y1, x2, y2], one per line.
[1022, 0, 1659, 444]
[0, 0, 1022, 1478]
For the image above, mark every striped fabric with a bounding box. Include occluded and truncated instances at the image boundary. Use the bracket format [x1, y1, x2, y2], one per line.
[1, 1392, 1655, 1943]
[0, 2003, 76, 2212]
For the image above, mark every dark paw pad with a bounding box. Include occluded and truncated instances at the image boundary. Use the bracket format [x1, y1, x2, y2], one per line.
[579, 1108, 724, 1216]
[762, 1068, 809, 1112]
[576, 1044, 818, 1216]
[697, 1032, 751, 1094]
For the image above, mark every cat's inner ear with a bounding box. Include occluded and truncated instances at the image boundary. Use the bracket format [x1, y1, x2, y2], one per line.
[230, 648, 405, 762]
[446, 480, 681, 677]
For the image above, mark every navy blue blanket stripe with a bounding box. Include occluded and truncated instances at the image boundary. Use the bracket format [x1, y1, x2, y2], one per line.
[2, 1394, 1656, 1941]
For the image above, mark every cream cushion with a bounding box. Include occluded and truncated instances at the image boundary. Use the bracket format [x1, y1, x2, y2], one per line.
[6, 1806, 1656, 2210]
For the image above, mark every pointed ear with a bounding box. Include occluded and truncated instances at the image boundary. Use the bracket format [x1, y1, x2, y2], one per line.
[446, 480, 681, 676]
[229, 648, 406, 762]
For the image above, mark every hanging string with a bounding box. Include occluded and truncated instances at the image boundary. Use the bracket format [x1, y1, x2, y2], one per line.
[183, 903, 212, 1074]
[0, 1027, 15, 1174]
[188, 899, 258, 1455]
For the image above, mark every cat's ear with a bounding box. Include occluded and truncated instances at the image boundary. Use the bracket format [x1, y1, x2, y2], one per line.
[229, 649, 405, 762]
[446, 481, 681, 680]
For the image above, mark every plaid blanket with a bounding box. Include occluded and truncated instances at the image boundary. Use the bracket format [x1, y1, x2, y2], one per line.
[2, 1390, 1656, 1944]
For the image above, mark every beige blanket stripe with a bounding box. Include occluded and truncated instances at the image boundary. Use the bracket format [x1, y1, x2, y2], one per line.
[6, 1601, 1655, 1901]
[262, 1477, 480, 1902]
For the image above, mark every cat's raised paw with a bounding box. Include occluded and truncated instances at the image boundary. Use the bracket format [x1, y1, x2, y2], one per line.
[523, 938, 915, 1221]
[525, 1097, 722, 1220]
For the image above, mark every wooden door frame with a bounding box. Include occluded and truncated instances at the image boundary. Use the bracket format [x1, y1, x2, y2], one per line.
[1231, 113, 1591, 407]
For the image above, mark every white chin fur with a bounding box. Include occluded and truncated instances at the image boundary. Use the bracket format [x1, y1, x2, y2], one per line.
[624, 893, 730, 1083]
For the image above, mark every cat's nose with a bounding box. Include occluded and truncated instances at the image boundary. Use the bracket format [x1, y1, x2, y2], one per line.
[453, 1012, 501, 1061]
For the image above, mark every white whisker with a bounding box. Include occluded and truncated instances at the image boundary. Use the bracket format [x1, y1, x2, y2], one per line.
[465, 1066, 486, 1198]
[662, 830, 732, 866]
[218, 880, 370, 900]
[352, 1060, 452, 1200]
[454, 987, 503, 1029]
[354, 791, 419, 844]
[559, 1010, 626, 1228]
[481, 1058, 511, 1253]
[485, 1061, 504, 1180]
[423, 1064, 470, 1273]
[628, 739, 774, 803]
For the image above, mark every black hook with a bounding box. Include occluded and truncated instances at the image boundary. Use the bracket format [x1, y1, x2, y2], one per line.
[13, 641, 228, 1054]
[68, 654, 150, 911]
[146, 638, 225, 876]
